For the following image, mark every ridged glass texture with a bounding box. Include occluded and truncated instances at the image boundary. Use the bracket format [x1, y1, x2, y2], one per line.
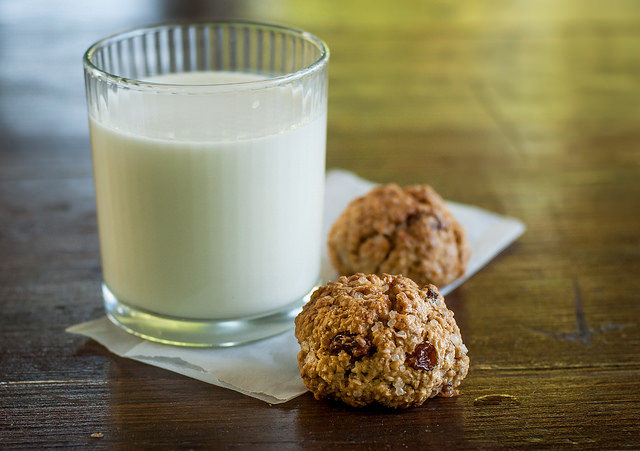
[84, 21, 329, 140]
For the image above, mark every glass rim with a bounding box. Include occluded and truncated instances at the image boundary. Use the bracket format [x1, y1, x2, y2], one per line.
[82, 20, 329, 93]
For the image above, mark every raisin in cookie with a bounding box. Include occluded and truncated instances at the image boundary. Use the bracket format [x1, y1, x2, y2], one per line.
[328, 183, 470, 287]
[294, 273, 469, 408]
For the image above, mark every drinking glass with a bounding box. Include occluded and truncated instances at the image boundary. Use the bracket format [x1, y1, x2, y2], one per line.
[83, 21, 329, 346]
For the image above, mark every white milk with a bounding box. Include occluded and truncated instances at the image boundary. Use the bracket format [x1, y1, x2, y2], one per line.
[90, 72, 326, 320]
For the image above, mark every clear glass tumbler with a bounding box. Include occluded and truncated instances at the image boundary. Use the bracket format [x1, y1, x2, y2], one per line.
[83, 22, 329, 346]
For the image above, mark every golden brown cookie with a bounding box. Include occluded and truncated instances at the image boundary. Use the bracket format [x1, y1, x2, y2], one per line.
[294, 273, 469, 408]
[328, 183, 470, 287]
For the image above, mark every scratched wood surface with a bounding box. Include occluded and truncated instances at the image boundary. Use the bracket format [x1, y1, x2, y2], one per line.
[1, 0, 639, 448]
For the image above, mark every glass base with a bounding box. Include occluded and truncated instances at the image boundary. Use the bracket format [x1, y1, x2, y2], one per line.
[102, 283, 313, 347]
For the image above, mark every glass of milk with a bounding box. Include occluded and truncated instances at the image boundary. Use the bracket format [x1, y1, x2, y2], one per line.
[83, 22, 329, 346]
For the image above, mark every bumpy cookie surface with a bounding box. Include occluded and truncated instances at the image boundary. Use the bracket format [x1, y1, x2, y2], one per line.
[328, 183, 470, 287]
[294, 273, 469, 408]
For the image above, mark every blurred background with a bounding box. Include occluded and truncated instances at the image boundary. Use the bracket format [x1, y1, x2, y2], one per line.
[3, 0, 639, 203]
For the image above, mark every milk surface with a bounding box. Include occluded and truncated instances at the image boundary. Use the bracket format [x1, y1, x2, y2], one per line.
[90, 71, 326, 319]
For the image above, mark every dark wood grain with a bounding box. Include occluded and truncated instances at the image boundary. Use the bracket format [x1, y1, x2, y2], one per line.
[1, 0, 639, 448]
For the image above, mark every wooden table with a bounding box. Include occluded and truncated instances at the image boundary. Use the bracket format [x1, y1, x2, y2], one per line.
[2, 1, 639, 448]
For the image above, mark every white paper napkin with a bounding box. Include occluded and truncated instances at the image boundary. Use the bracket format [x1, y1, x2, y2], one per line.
[67, 169, 525, 404]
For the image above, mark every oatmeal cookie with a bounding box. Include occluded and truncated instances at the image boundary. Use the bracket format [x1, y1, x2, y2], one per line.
[294, 273, 469, 408]
[328, 183, 470, 287]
